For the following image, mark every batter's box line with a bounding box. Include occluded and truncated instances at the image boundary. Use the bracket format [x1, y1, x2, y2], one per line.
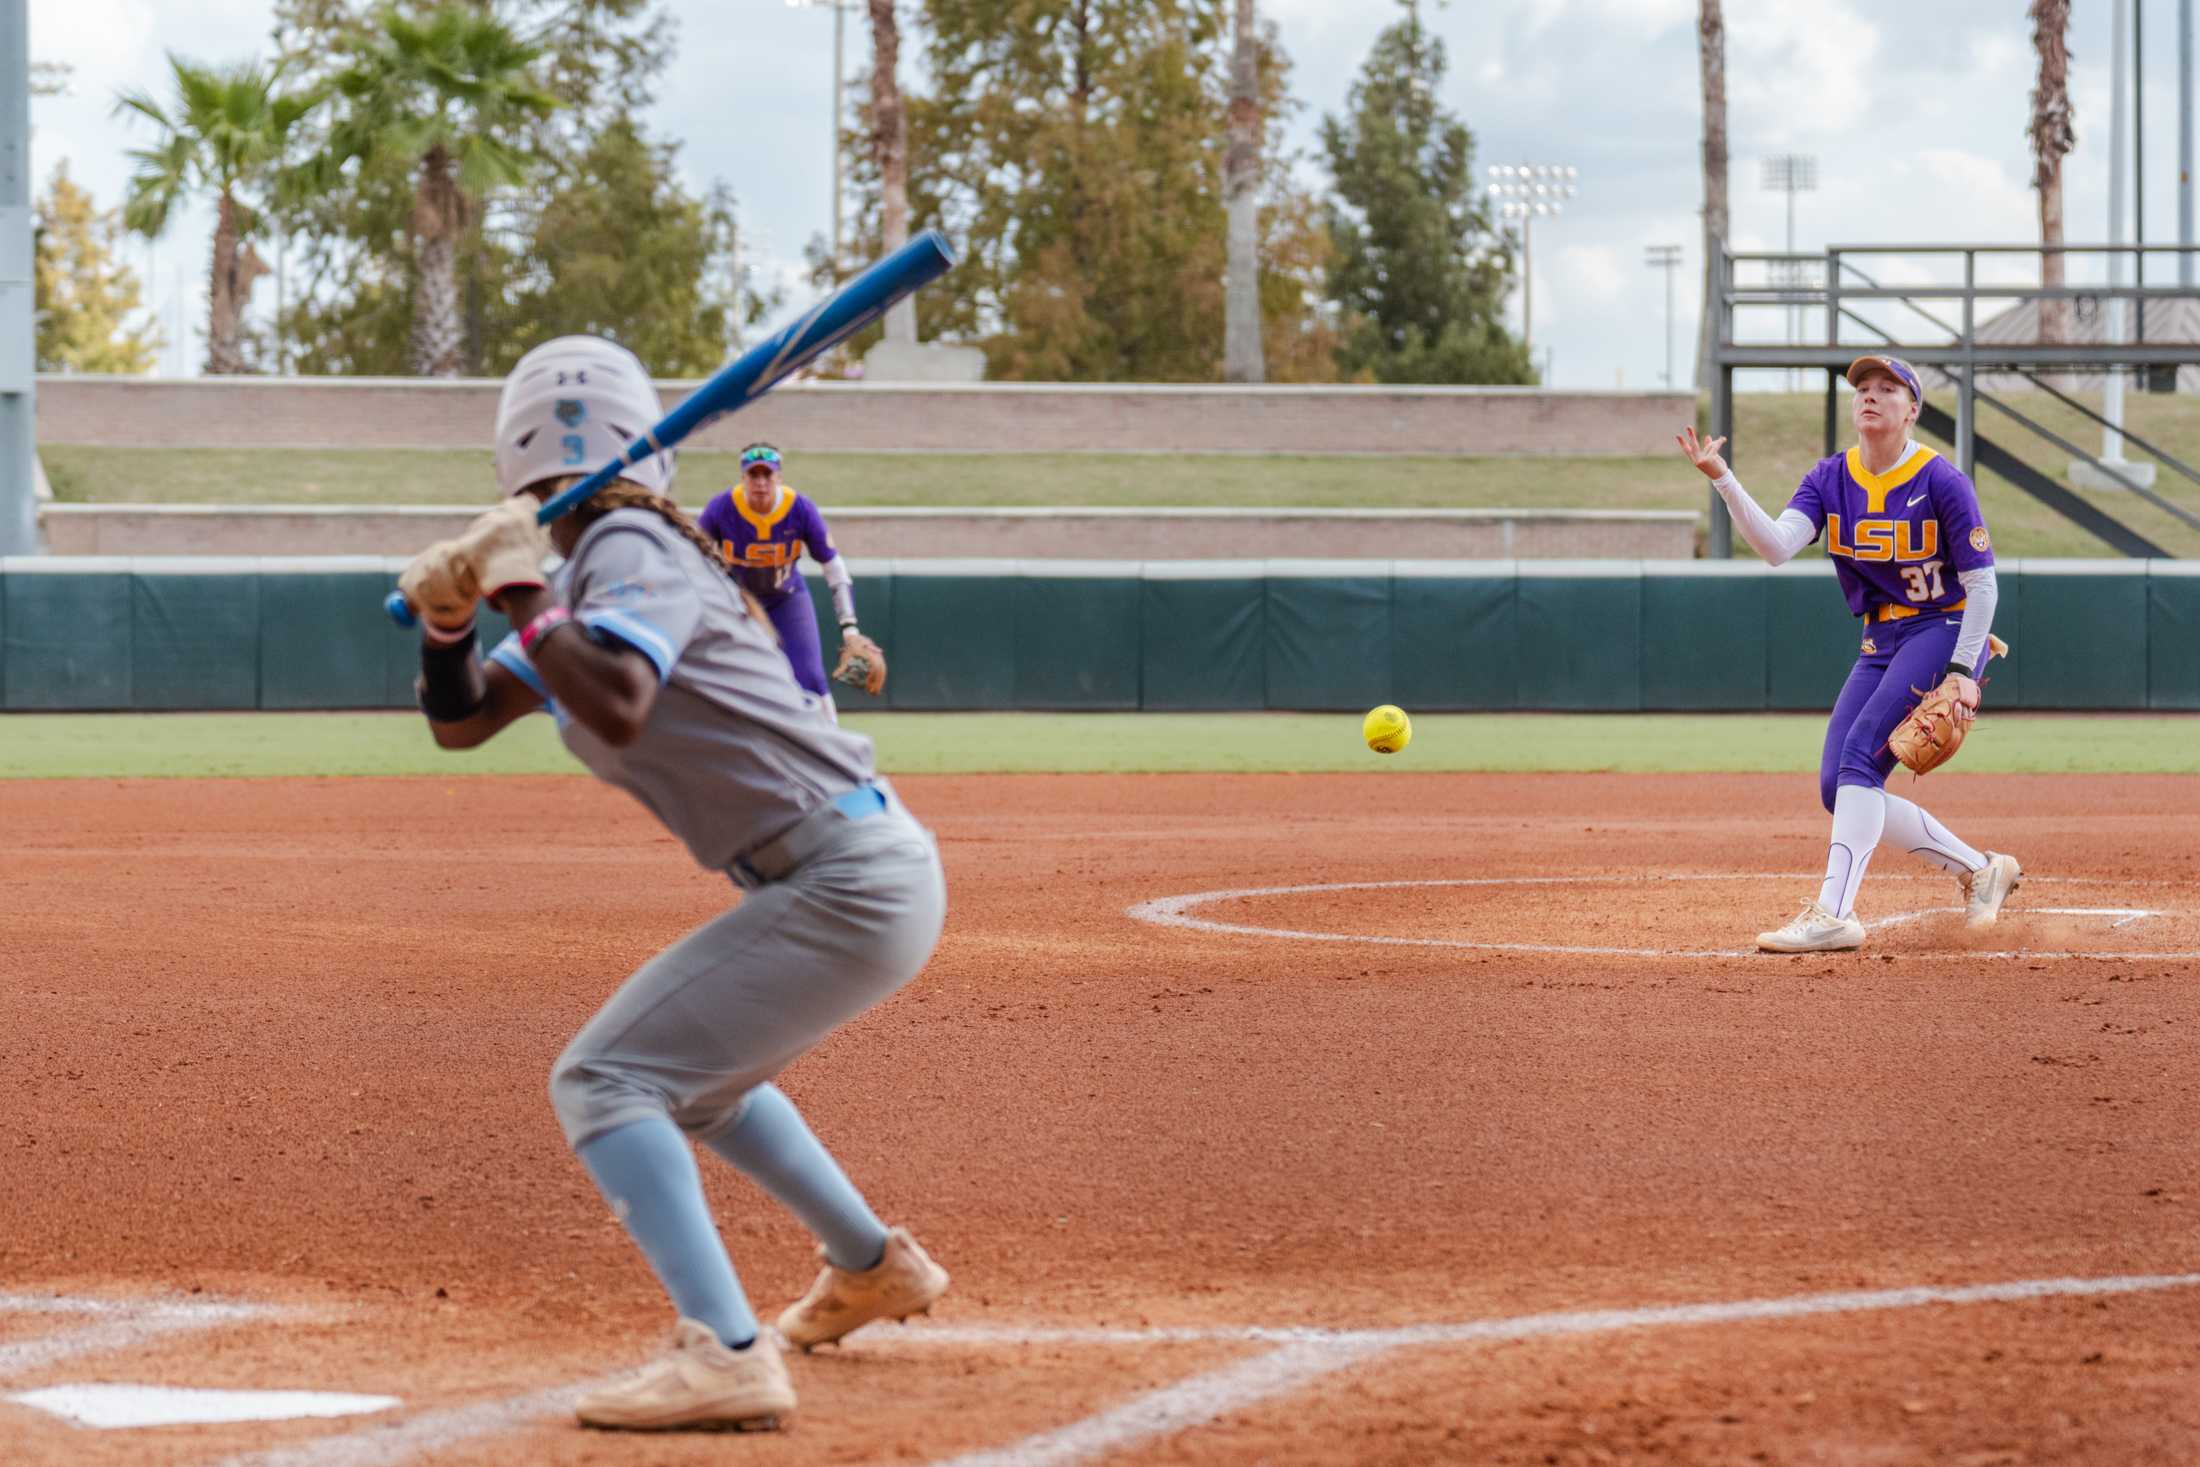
[199, 1269, 2200, 1467]
[0, 1293, 292, 1382]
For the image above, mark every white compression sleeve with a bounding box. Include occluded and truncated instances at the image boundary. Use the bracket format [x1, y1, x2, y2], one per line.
[1952, 565, 1998, 674]
[1709, 471, 1817, 566]
[820, 555, 857, 627]
[1817, 785, 1885, 918]
[1880, 793, 1984, 876]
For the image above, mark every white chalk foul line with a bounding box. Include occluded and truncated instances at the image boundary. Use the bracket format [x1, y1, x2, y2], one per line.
[1127, 876, 2200, 961]
[0, 1298, 282, 1381]
[206, 1376, 626, 1467]
[913, 1269, 2200, 1467]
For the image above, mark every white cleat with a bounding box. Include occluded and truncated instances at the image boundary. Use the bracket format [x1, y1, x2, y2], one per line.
[777, 1226, 948, 1352]
[575, 1318, 795, 1432]
[1757, 900, 1866, 953]
[1961, 852, 2022, 928]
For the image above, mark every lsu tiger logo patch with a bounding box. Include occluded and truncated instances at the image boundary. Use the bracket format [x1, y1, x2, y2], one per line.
[1969, 526, 1991, 553]
[1860, 637, 1878, 655]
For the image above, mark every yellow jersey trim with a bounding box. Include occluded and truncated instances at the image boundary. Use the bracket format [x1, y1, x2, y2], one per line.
[1844, 445, 1937, 514]
[732, 484, 796, 537]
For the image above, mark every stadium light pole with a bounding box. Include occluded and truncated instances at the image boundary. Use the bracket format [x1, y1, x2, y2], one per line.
[1487, 163, 1578, 368]
[788, 0, 856, 269]
[1760, 153, 1818, 391]
[1645, 244, 1684, 387]
[0, 0, 35, 555]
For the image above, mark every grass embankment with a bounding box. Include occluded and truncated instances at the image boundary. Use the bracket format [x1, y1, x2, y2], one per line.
[2, 711, 2194, 779]
[40, 391, 2200, 560]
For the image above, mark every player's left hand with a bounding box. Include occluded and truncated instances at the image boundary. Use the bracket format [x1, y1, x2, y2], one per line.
[833, 628, 888, 696]
[399, 538, 481, 636]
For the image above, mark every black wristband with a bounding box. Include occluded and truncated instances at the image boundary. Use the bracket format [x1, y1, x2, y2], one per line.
[1944, 660, 1974, 680]
[417, 625, 488, 722]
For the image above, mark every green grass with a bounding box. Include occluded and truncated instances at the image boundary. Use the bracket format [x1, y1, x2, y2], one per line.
[3, 711, 2195, 779]
[40, 390, 2200, 559]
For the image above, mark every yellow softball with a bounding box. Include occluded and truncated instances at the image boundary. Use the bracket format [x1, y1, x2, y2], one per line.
[1363, 704, 1412, 755]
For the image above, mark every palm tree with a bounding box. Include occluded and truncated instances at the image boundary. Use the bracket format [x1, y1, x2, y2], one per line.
[326, 6, 556, 377]
[2028, 0, 2076, 348]
[867, 0, 916, 346]
[114, 55, 317, 374]
[1695, 0, 1727, 393]
[1224, 0, 1264, 382]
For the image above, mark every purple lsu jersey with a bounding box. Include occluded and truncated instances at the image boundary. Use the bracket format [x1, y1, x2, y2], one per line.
[1786, 445, 1996, 617]
[696, 485, 839, 603]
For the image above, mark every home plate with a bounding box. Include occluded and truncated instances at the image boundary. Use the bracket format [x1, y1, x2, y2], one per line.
[7, 1383, 402, 1429]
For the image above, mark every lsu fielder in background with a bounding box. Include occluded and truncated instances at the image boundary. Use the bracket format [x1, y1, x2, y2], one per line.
[697, 444, 887, 715]
[1680, 354, 2022, 953]
[397, 336, 950, 1431]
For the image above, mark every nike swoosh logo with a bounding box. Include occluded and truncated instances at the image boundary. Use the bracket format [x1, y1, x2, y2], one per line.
[1907, 493, 1927, 508]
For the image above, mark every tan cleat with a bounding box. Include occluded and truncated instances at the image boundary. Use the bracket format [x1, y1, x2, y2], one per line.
[575, 1318, 795, 1432]
[1757, 900, 1866, 953]
[1961, 852, 2022, 928]
[777, 1226, 948, 1351]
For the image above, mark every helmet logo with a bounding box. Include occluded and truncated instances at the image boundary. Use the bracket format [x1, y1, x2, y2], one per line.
[554, 398, 586, 427]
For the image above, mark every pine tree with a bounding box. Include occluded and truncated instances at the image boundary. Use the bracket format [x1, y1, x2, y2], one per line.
[1319, 2, 1530, 384]
[34, 163, 162, 374]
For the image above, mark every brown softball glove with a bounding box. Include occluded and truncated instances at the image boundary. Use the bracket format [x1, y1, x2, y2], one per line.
[832, 627, 888, 696]
[1889, 675, 1978, 776]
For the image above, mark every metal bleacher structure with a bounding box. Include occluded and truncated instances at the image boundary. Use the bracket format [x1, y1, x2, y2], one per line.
[1702, 243, 2200, 558]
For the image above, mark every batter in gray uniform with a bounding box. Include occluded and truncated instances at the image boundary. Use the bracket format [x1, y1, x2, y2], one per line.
[397, 336, 950, 1432]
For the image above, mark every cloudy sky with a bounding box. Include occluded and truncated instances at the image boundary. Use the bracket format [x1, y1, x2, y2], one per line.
[25, 0, 2199, 386]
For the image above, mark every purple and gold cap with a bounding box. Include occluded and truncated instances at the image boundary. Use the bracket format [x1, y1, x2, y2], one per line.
[1845, 355, 1922, 403]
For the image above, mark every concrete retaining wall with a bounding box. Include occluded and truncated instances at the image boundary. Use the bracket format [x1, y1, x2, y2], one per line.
[38, 503, 1702, 561]
[35, 375, 1691, 457]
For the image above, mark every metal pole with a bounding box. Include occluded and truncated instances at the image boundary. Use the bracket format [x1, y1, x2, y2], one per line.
[830, 0, 844, 270]
[1959, 249, 1977, 477]
[1522, 212, 1533, 355]
[2182, 0, 2194, 287]
[2108, 0, 2131, 459]
[0, 0, 38, 555]
[1825, 247, 1839, 456]
[1707, 247, 1734, 558]
[2137, 0, 2147, 345]
[1664, 256, 1675, 386]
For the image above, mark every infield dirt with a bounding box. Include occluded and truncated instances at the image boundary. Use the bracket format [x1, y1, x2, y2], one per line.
[3, 771, 2197, 1464]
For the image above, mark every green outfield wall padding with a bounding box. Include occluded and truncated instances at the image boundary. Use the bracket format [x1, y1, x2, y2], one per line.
[1016, 577, 1141, 709]
[4, 571, 131, 710]
[2011, 573, 2149, 710]
[132, 574, 261, 710]
[1642, 574, 1768, 710]
[1265, 575, 1391, 710]
[1391, 575, 1517, 710]
[803, 573, 894, 713]
[891, 575, 1015, 709]
[260, 572, 403, 710]
[2147, 572, 2200, 711]
[1516, 574, 1641, 710]
[2, 563, 2196, 713]
[1764, 573, 1859, 710]
[1139, 577, 1265, 711]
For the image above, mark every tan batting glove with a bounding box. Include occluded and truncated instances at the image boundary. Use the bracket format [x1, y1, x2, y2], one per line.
[457, 497, 552, 607]
[398, 538, 481, 637]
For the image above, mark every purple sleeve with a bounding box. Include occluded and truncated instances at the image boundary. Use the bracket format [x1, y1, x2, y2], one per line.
[798, 496, 838, 563]
[1934, 463, 1995, 572]
[696, 493, 725, 542]
[1784, 461, 1827, 533]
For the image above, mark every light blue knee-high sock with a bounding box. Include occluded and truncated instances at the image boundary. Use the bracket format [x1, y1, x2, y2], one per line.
[575, 1115, 760, 1348]
[706, 1084, 889, 1272]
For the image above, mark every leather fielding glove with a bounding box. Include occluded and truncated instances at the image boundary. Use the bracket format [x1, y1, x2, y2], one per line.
[832, 628, 888, 696]
[398, 538, 481, 637]
[457, 497, 551, 606]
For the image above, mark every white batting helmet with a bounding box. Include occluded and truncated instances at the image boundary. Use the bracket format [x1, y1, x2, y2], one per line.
[492, 336, 675, 499]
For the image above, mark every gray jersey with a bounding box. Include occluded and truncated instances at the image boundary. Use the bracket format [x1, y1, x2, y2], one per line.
[488, 506, 878, 870]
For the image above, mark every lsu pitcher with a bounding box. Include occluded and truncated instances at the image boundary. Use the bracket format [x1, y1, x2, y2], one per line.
[1680, 354, 2021, 952]
[697, 443, 878, 713]
[398, 337, 949, 1431]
